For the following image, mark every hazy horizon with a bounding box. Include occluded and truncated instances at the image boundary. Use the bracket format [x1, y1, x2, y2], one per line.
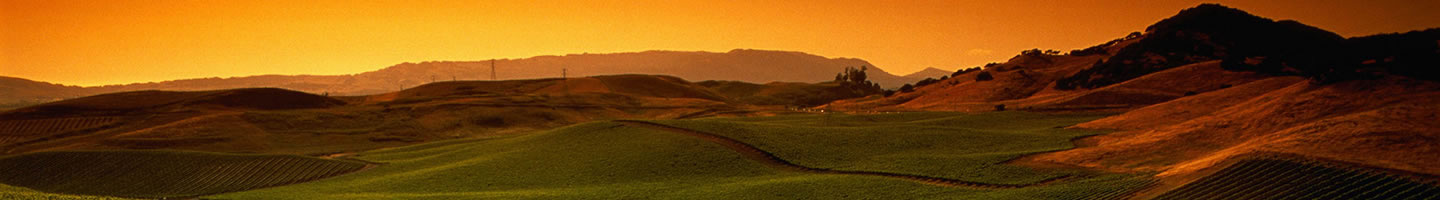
[3, 0, 1438, 86]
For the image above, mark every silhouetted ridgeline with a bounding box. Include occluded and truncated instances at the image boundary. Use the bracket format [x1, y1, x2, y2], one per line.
[1057, 4, 1440, 90]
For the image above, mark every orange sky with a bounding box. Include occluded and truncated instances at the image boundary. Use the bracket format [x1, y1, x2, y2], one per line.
[3, 0, 1437, 86]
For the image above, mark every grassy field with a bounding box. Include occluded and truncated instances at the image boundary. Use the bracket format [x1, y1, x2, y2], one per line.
[215, 112, 1155, 199]
[0, 151, 367, 198]
[648, 111, 1111, 184]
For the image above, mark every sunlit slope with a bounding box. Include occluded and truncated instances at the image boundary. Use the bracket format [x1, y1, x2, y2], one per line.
[1038, 77, 1440, 178]
[216, 117, 1150, 199]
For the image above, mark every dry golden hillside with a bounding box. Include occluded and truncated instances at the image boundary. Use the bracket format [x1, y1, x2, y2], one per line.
[1025, 76, 1440, 194]
[825, 45, 1274, 113]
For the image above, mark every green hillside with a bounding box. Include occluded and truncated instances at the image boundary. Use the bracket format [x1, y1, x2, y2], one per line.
[647, 111, 1111, 184]
[215, 112, 1153, 199]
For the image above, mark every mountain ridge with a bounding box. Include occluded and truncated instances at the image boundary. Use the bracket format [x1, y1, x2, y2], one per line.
[901, 67, 954, 80]
[1, 49, 923, 106]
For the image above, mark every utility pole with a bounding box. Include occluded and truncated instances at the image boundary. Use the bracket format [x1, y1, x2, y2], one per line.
[562, 68, 569, 96]
[490, 59, 497, 80]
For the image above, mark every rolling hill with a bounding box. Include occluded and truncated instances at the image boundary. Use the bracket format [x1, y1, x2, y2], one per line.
[0, 74, 879, 155]
[0, 88, 362, 154]
[0, 88, 346, 120]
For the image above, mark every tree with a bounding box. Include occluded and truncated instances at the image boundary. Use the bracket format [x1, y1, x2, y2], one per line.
[975, 71, 994, 81]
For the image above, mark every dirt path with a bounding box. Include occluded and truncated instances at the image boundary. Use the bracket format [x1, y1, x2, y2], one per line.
[616, 120, 1073, 189]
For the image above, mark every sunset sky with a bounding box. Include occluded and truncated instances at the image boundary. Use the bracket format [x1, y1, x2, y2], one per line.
[3, 0, 1438, 86]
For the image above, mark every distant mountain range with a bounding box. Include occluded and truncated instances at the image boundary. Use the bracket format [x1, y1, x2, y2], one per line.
[1, 49, 943, 107]
[901, 67, 955, 80]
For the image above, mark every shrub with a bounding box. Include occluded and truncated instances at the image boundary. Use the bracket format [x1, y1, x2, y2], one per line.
[915, 78, 939, 87]
[898, 84, 915, 93]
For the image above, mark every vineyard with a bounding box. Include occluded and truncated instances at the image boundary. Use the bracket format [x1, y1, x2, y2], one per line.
[0, 117, 119, 145]
[646, 111, 1113, 185]
[1154, 158, 1440, 200]
[1077, 175, 1156, 200]
[215, 114, 1159, 199]
[0, 151, 369, 198]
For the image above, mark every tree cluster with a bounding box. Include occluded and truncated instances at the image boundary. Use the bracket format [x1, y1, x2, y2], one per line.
[1069, 32, 1143, 56]
[1020, 49, 1062, 56]
[950, 67, 980, 77]
[834, 66, 870, 85]
[831, 66, 885, 96]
